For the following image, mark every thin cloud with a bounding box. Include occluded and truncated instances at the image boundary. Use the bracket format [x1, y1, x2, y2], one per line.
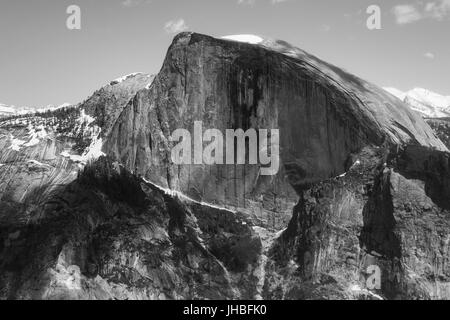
[392, 5, 423, 24]
[164, 19, 189, 34]
[424, 52, 436, 59]
[238, 0, 256, 5]
[121, 0, 152, 7]
[271, 0, 290, 3]
[425, 0, 450, 20]
[393, 1, 450, 25]
[321, 24, 331, 32]
[237, 0, 289, 5]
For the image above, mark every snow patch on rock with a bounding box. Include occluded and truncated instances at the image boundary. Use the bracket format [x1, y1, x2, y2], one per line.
[60, 136, 104, 165]
[77, 109, 95, 127]
[83, 136, 105, 161]
[142, 177, 236, 213]
[8, 135, 26, 151]
[350, 284, 383, 300]
[111, 72, 143, 85]
[59, 109, 105, 164]
[24, 125, 48, 147]
[27, 159, 51, 168]
[221, 34, 264, 44]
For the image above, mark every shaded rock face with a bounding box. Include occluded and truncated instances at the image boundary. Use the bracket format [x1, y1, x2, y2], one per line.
[361, 146, 450, 299]
[104, 32, 445, 229]
[264, 147, 383, 300]
[427, 118, 450, 150]
[0, 158, 265, 300]
[267, 146, 450, 300]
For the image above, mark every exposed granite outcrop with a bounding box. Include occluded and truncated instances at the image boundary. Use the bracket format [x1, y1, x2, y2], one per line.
[105, 32, 446, 229]
[266, 146, 450, 300]
[427, 118, 450, 150]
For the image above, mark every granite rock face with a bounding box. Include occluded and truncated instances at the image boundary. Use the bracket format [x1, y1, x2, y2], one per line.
[266, 146, 450, 300]
[0, 74, 153, 225]
[361, 146, 450, 299]
[427, 118, 450, 150]
[0, 33, 449, 300]
[105, 32, 445, 229]
[0, 158, 264, 300]
[81, 72, 154, 138]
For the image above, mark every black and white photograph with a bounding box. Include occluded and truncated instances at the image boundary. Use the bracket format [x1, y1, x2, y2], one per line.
[0, 0, 449, 305]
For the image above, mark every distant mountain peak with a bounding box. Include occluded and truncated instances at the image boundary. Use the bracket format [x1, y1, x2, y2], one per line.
[383, 87, 450, 118]
[0, 103, 73, 118]
[0, 103, 16, 116]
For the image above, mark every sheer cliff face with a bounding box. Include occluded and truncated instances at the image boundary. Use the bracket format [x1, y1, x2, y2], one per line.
[427, 118, 450, 150]
[82, 73, 154, 138]
[104, 32, 445, 228]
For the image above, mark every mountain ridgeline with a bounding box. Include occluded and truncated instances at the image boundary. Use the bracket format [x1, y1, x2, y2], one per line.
[0, 32, 449, 300]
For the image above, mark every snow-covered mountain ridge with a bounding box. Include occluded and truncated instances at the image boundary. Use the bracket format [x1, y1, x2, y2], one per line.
[0, 103, 72, 118]
[384, 87, 450, 118]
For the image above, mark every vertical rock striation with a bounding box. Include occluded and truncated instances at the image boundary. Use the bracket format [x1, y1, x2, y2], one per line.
[105, 32, 446, 228]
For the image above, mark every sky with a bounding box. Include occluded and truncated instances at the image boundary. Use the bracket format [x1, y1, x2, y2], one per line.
[0, 0, 449, 107]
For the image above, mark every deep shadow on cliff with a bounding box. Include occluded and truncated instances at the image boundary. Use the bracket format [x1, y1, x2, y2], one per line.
[269, 146, 450, 300]
[0, 158, 265, 300]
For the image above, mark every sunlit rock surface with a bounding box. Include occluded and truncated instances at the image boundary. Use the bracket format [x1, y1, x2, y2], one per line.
[105, 32, 445, 229]
[0, 73, 153, 219]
